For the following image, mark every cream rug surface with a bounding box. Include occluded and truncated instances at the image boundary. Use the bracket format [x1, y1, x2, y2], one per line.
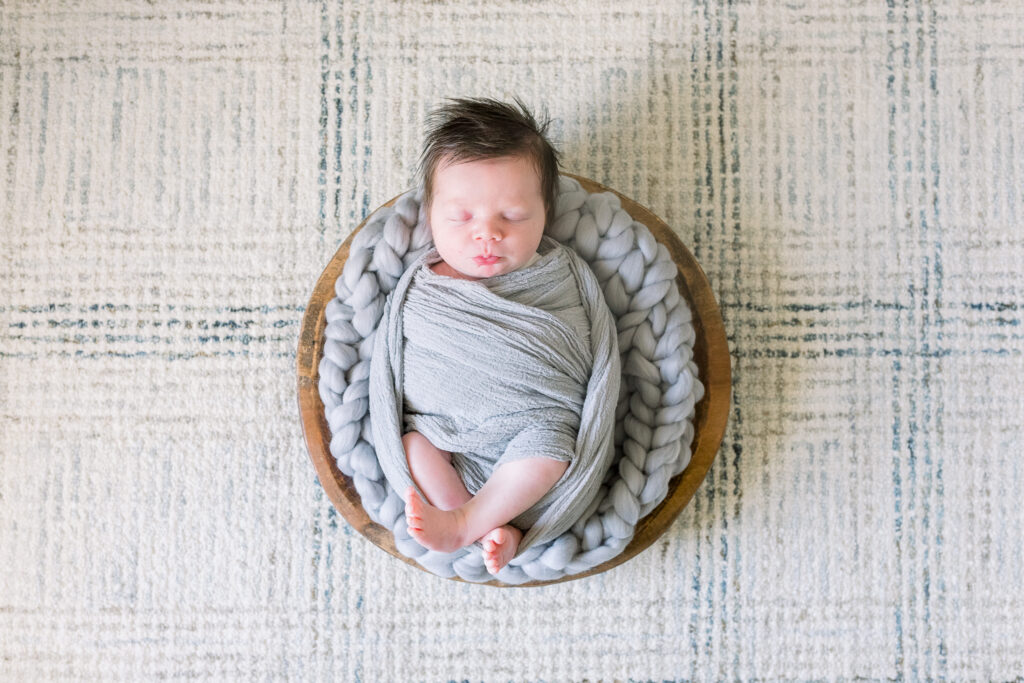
[2, 1, 1022, 680]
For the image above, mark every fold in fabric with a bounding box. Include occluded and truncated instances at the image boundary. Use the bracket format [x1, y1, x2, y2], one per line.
[369, 236, 620, 555]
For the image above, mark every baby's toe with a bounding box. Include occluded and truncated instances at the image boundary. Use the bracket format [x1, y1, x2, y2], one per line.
[404, 486, 419, 507]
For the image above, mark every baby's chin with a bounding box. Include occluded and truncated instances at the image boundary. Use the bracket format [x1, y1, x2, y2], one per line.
[431, 258, 502, 280]
[434, 256, 523, 280]
[462, 254, 534, 278]
[466, 258, 510, 276]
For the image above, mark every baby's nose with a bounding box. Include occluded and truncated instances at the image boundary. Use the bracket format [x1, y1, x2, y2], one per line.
[474, 219, 503, 241]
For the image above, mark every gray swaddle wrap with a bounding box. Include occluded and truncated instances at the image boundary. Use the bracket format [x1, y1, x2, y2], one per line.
[369, 236, 620, 555]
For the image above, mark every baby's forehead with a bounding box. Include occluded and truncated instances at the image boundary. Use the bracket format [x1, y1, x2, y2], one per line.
[434, 153, 540, 176]
[432, 155, 543, 192]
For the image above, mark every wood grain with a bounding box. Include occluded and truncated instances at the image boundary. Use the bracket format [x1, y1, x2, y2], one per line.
[296, 174, 731, 587]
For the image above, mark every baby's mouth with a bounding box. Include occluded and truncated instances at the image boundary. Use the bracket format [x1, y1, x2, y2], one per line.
[474, 254, 500, 265]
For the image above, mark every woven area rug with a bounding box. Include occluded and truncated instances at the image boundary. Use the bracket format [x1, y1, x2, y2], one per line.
[2, 1, 1022, 680]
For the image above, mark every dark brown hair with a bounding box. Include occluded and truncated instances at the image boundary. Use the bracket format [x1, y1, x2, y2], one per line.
[419, 97, 561, 227]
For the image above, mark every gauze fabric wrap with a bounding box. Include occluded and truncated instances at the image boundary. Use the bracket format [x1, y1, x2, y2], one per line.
[369, 236, 621, 555]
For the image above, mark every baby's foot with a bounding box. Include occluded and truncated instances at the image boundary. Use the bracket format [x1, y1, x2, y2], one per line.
[481, 525, 523, 575]
[404, 486, 470, 553]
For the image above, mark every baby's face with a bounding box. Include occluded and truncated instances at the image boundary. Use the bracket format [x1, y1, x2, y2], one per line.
[427, 155, 546, 280]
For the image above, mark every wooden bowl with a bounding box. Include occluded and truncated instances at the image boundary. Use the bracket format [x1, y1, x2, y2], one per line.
[296, 174, 731, 587]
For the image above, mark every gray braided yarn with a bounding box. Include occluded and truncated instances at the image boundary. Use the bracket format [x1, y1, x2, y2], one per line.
[318, 176, 704, 584]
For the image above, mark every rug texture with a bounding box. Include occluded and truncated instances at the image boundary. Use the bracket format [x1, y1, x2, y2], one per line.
[2, 1, 1022, 680]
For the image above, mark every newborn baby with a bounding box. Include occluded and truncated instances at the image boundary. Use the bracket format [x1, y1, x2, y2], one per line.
[369, 98, 619, 575]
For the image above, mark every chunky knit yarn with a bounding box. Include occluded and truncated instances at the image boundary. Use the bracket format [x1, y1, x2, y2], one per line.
[319, 176, 704, 584]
